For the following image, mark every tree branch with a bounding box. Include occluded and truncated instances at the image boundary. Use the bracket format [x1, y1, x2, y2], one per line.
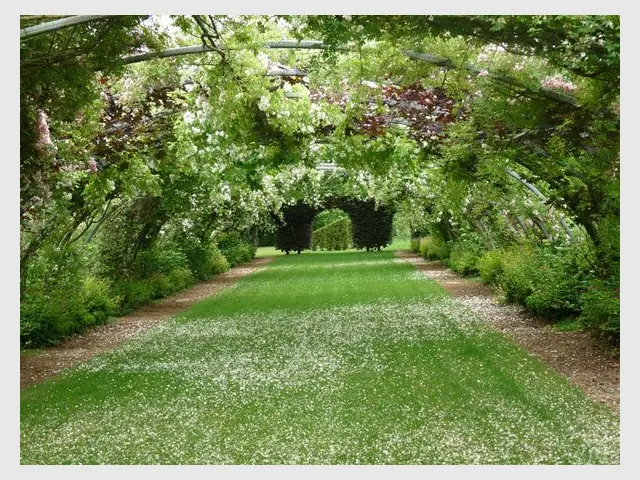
[20, 15, 118, 40]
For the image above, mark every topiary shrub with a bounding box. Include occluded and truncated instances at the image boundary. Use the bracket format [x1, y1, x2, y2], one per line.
[274, 202, 316, 254]
[312, 217, 352, 251]
[341, 199, 394, 251]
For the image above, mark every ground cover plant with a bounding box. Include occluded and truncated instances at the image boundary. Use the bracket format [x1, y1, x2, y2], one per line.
[20, 250, 619, 464]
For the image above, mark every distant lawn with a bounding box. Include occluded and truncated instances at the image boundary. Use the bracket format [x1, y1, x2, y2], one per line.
[21, 250, 619, 464]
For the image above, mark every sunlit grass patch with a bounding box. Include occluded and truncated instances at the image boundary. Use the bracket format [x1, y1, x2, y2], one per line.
[21, 250, 619, 464]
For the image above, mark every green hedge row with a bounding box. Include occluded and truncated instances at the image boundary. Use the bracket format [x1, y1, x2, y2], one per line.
[411, 236, 619, 347]
[312, 217, 352, 251]
[20, 237, 248, 349]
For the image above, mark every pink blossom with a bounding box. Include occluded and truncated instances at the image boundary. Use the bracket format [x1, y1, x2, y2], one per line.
[87, 157, 98, 174]
[35, 110, 56, 155]
[477, 70, 490, 77]
[540, 75, 577, 94]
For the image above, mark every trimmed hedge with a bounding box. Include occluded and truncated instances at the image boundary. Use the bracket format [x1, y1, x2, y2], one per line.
[313, 208, 349, 230]
[274, 199, 394, 254]
[274, 202, 317, 254]
[342, 199, 394, 251]
[312, 217, 352, 251]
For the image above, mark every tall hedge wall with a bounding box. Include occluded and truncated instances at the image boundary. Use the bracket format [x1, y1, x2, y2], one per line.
[274, 198, 394, 254]
[274, 202, 317, 254]
[342, 199, 394, 251]
[312, 217, 352, 251]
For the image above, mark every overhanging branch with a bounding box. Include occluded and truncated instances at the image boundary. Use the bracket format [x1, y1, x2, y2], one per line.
[117, 41, 578, 108]
[505, 167, 573, 239]
[119, 40, 327, 65]
[20, 15, 118, 40]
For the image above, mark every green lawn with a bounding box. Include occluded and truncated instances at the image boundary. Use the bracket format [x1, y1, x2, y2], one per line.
[20, 249, 619, 464]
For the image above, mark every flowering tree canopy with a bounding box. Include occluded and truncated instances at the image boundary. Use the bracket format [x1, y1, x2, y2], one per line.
[20, 14, 619, 290]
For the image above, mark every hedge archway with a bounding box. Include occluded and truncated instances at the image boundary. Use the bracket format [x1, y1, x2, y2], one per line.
[274, 197, 394, 254]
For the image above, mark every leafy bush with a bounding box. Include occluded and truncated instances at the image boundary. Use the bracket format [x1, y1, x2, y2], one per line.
[148, 272, 173, 299]
[418, 236, 450, 260]
[21, 292, 84, 348]
[167, 267, 194, 292]
[217, 232, 256, 266]
[210, 248, 230, 275]
[525, 271, 580, 318]
[498, 247, 536, 304]
[117, 278, 156, 309]
[80, 277, 121, 326]
[447, 239, 483, 275]
[312, 217, 352, 251]
[497, 246, 582, 318]
[477, 250, 505, 285]
[181, 241, 228, 281]
[20, 275, 120, 348]
[20, 244, 107, 348]
[135, 242, 189, 278]
[580, 280, 620, 346]
[142, 267, 194, 300]
[410, 237, 421, 253]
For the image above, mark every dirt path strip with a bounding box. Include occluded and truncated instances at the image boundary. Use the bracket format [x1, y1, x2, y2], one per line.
[395, 251, 620, 415]
[20, 256, 275, 391]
